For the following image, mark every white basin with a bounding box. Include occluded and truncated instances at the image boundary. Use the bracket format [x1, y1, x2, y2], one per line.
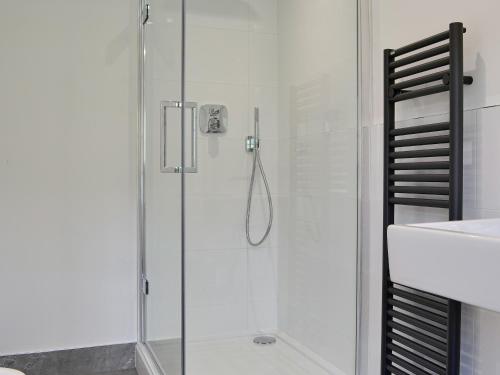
[388, 218, 500, 313]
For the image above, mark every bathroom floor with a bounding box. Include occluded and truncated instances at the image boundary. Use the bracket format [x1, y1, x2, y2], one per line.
[149, 337, 331, 375]
[82, 372, 136, 375]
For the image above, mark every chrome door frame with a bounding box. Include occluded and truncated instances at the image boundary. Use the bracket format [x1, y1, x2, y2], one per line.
[136, 0, 187, 374]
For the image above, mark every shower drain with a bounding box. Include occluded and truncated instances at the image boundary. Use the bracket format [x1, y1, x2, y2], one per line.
[253, 336, 277, 345]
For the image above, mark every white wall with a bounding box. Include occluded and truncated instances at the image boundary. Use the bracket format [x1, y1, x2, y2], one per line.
[361, 1, 500, 373]
[276, 1, 358, 374]
[372, 0, 500, 123]
[0, 0, 138, 355]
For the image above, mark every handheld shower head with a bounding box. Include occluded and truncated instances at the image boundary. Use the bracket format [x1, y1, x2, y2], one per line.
[254, 107, 260, 141]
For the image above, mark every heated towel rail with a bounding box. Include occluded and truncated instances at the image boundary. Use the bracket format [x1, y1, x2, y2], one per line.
[381, 22, 473, 375]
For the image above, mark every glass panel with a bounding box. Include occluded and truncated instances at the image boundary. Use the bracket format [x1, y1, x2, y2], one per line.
[142, 0, 184, 373]
[182, 1, 358, 375]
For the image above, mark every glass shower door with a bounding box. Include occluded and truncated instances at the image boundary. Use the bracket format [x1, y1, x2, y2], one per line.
[140, 0, 187, 373]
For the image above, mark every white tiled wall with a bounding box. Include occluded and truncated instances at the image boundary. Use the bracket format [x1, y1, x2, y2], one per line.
[361, 106, 500, 374]
[183, 0, 280, 340]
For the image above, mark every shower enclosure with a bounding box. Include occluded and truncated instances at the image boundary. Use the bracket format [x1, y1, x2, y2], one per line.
[137, 1, 359, 374]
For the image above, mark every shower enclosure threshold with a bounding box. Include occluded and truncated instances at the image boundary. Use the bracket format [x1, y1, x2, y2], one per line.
[137, 335, 344, 375]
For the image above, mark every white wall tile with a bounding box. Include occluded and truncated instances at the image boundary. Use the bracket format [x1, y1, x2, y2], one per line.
[186, 26, 249, 84]
[249, 85, 279, 140]
[247, 247, 278, 332]
[464, 110, 478, 210]
[472, 307, 500, 374]
[187, 195, 247, 251]
[359, 124, 384, 374]
[186, 249, 248, 338]
[187, 249, 247, 308]
[476, 106, 500, 210]
[248, 0, 278, 34]
[249, 33, 278, 86]
[187, 0, 250, 31]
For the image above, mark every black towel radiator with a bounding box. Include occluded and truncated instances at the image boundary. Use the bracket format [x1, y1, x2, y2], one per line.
[381, 22, 473, 375]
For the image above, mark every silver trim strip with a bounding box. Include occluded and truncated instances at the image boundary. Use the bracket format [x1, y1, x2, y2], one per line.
[138, 0, 147, 347]
[356, 0, 373, 373]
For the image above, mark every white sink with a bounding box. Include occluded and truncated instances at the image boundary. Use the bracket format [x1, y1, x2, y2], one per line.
[388, 219, 500, 313]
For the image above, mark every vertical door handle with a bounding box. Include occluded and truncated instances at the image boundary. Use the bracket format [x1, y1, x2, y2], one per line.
[160, 101, 198, 173]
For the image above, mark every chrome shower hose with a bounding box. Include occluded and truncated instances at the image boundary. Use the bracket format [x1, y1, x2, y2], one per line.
[245, 147, 273, 247]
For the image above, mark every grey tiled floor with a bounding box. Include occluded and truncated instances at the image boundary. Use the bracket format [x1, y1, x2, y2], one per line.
[88, 370, 137, 375]
[0, 343, 136, 375]
[84, 369, 137, 375]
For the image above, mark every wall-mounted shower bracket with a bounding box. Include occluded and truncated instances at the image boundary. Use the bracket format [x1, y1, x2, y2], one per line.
[246, 136, 259, 152]
[246, 107, 261, 152]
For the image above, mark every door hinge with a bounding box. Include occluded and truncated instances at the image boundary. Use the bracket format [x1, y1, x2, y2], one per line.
[142, 4, 150, 25]
[141, 276, 150, 295]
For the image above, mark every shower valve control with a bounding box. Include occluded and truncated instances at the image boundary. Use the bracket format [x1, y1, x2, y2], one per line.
[246, 136, 259, 152]
[199, 104, 228, 134]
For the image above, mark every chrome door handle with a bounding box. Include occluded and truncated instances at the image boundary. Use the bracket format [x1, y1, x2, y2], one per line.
[184, 101, 198, 173]
[160, 101, 198, 173]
